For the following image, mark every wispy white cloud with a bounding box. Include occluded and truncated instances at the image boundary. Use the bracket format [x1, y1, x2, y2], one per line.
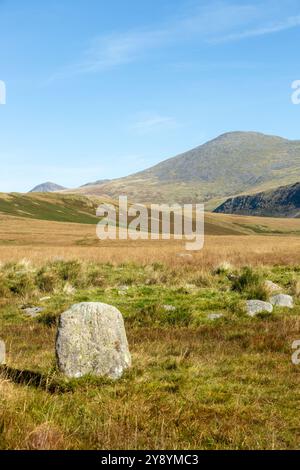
[49, 2, 300, 81]
[130, 113, 179, 134]
[212, 14, 300, 43]
[48, 29, 169, 81]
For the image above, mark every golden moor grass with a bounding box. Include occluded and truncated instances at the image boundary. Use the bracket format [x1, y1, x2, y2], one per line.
[0, 212, 300, 268]
[0, 235, 300, 269]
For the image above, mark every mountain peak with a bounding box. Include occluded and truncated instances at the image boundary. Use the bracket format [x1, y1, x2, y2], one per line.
[73, 131, 300, 204]
[29, 182, 67, 193]
[209, 131, 287, 144]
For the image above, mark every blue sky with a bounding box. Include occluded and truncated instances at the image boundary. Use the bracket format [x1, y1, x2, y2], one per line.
[0, 0, 300, 192]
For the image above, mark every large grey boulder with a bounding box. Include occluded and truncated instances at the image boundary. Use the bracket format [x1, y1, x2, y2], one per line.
[0, 340, 5, 365]
[56, 302, 131, 379]
[270, 294, 294, 309]
[246, 300, 273, 317]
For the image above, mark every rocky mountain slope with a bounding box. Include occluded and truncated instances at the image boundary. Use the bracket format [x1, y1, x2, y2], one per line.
[214, 182, 300, 218]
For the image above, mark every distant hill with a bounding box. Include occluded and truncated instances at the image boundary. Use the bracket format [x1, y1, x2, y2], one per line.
[0, 191, 244, 234]
[214, 182, 300, 218]
[80, 179, 110, 188]
[29, 182, 67, 193]
[0, 192, 103, 224]
[71, 132, 300, 205]
[0, 191, 289, 236]
[0, 191, 299, 236]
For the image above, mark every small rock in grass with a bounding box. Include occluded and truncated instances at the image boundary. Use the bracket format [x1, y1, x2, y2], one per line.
[264, 280, 282, 293]
[56, 302, 131, 379]
[270, 294, 294, 309]
[246, 300, 273, 317]
[207, 313, 224, 321]
[118, 286, 129, 295]
[23, 307, 44, 318]
[163, 305, 176, 312]
[0, 340, 5, 365]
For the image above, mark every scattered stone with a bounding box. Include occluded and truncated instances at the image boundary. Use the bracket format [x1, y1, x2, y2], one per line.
[270, 294, 294, 309]
[207, 313, 224, 321]
[118, 285, 129, 291]
[23, 307, 44, 318]
[264, 280, 282, 293]
[56, 302, 131, 379]
[246, 300, 273, 317]
[0, 340, 5, 365]
[63, 283, 76, 295]
[118, 285, 129, 295]
[163, 305, 176, 312]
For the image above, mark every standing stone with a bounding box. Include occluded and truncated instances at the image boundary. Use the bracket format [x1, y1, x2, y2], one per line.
[270, 294, 294, 309]
[56, 302, 131, 379]
[0, 340, 5, 365]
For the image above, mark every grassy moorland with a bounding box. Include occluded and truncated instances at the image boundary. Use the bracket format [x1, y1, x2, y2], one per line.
[0, 258, 300, 449]
[0, 212, 300, 449]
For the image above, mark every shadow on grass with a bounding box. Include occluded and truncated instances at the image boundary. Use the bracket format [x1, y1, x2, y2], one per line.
[0, 366, 74, 394]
